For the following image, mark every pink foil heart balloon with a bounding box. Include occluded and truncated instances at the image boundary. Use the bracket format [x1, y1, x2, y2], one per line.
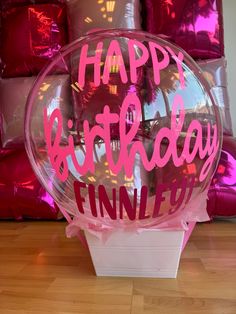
[207, 136, 236, 218]
[144, 0, 224, 59]
[0, 148, 60, 220]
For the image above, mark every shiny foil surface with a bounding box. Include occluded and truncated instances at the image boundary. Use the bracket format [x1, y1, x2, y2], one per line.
[198, 57, 233, 135]
[207, 136, 236, 218]
[0, 3, 67, 77]
[0, 148, 60, 220]
[144, 0, 224, 59]
[0, 75, 72, 148]
[1, 1, 65, 10]
[66, 0, 141, 40]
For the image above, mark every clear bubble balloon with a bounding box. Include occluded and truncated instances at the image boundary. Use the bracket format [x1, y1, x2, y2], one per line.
[25, 30, 222, 236]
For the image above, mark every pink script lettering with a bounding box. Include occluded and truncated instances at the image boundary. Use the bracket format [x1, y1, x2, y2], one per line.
[44, 92, 219, 183]
[78, 39, 185, 89]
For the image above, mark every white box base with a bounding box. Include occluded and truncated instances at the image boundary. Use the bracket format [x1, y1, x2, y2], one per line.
[85, 230, 185, 278]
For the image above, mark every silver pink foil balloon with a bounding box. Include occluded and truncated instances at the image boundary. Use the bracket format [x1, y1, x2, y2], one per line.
[0, 77, 35, 148]
[25, 30, 222, 238]
[0, 148, 60, 220]
[198, 58, 233, 136]
[66, 0, 142, 41]
[0, 75, 72, 148]
[0, 3, 67, 77]
[144, 0, 224, 59]
[207, 136, 236, 218]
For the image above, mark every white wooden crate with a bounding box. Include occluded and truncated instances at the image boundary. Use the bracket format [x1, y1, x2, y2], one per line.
[85, 229, 185, 278]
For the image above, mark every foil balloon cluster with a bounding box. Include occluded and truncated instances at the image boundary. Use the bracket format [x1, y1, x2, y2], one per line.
[143, 0, 233, 136]
[0, 75, 70, 220]
[25, 30, 222, 237]
[143, 0, 236, 219]
[0, 0, 68, 219]
[0, 0, 230, 223]
[0, 0, 142, 220]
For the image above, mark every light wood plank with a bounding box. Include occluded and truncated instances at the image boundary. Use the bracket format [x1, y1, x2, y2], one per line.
[0, 220, 235, 314]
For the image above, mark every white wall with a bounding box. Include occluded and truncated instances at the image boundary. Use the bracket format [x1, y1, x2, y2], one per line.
[223, 0, 236, 136]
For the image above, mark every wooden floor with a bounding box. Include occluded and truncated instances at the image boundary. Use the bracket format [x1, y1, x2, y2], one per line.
[0, 220, 236, 314]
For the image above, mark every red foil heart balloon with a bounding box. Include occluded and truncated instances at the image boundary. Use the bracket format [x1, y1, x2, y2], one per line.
[1, 3, 67, 77]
